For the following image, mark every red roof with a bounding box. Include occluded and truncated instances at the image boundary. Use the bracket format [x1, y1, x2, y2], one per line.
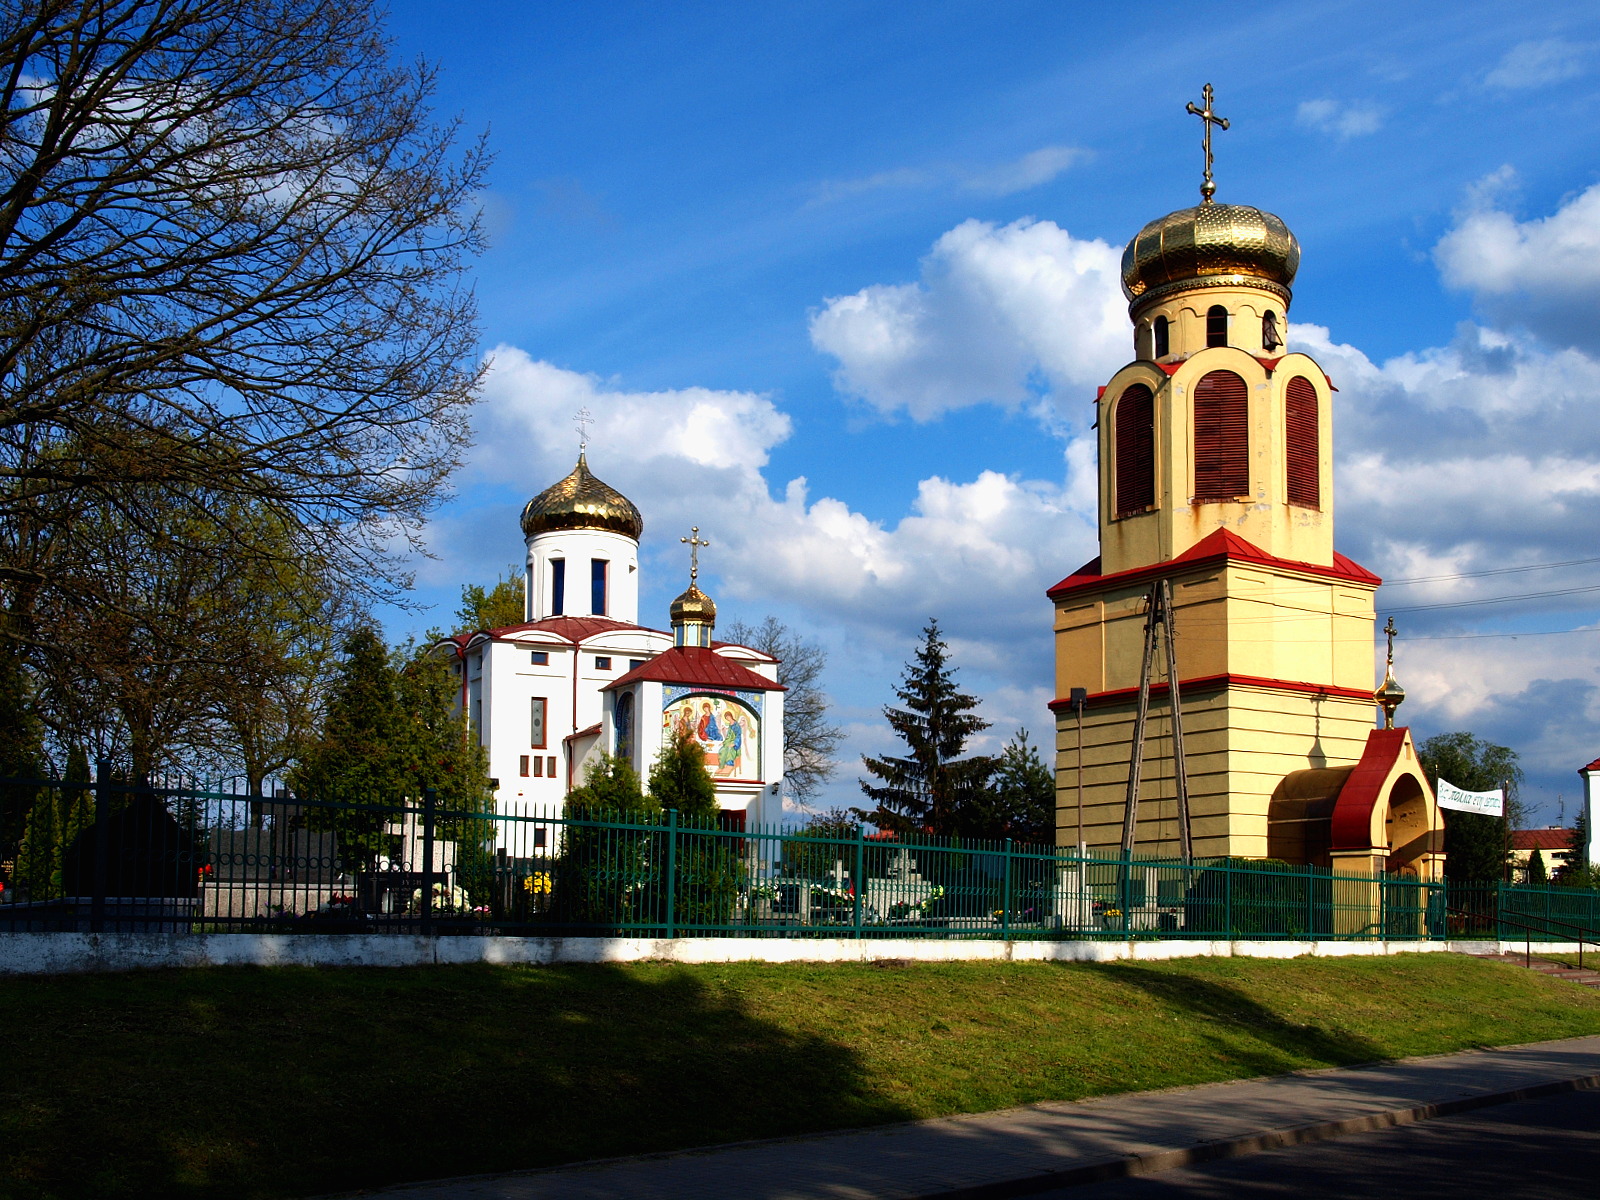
[1581, 757, 1600, 775]
[1048, 528, 1381, 600]
[1512, 828, 1575, 852]
[603, 645, 784, 693]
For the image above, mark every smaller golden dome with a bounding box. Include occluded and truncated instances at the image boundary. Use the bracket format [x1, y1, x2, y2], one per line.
[1121, 202, 1300, 315]
[669, 583, 716, 626]
[1374, 666, 1406, 731]
[520, 452, 643, 541]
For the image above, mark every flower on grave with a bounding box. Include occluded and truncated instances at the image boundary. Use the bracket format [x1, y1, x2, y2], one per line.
[407, 881, 473, 915]
[521, 872, 552, 896]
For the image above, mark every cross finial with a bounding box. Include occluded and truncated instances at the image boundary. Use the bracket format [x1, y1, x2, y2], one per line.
[1383, 616, 1397, 667]
[1185, 83, 1230, 204]
[573, 406, 594, 453]
[681, 526, 709, 581]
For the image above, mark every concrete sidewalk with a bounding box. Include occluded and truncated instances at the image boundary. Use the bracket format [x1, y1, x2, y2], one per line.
[346, 1035, 1600, 1200]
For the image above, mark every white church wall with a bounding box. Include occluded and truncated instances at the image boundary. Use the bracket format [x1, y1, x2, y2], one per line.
[526, 527, 640, 623]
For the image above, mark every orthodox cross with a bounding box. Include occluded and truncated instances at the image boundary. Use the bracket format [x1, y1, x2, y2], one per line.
[1383, 615, 1397, 668]
[1185, 83, 1229, 203]
[681, 526, 709, 581]
[573, 406, 594, 452]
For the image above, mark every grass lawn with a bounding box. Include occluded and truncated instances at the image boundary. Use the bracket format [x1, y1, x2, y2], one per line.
[3, 952, 1599, 1200]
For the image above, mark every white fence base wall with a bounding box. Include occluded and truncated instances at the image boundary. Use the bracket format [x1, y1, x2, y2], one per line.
[0, 933, 1576, 976]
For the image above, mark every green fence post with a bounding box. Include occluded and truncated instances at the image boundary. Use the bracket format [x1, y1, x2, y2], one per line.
[853, 824, 865, 938]
[1223, 859, 1233, 939]
[665, 809, 678, 940]
[421, 788, 436, 937]
[1002, 838, 1013, 938]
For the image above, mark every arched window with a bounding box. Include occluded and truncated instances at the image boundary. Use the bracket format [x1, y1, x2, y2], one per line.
[1114, 383, 1155, 517]
[1285, 376, 1320, 508]
[1261, 310, 1282, 352]
[1206, 305, 1228, 348]
[1134, 321, 1153, 361]
[1193, 369, 1248, 501]
[1153, 315, 1170, 359]
[615, 691, 635, 761]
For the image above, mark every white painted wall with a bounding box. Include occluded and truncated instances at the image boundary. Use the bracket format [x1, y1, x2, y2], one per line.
[526, 527, 640, 623]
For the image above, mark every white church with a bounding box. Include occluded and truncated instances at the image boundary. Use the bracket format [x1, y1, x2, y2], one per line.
[434, 449, 786, 829]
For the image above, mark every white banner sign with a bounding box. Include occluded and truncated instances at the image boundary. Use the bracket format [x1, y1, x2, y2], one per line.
[1436, 778, 1504, 817]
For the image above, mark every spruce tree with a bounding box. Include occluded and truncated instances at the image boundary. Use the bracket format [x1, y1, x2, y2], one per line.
[648, 729, 720, 819]
[857, 619, 996, 837]
[288, 628, 410, 870]
[554, 753, 658, 926]
[980, 728, 1056, 844]
[1527, 846, 1547, 885]
[648, 730, 735, 927]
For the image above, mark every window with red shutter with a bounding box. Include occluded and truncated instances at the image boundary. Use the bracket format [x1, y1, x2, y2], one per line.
[1114, 383, 1155, 517]
[1285, 375, 1320, 508]
[1192, 369, 1248, 501]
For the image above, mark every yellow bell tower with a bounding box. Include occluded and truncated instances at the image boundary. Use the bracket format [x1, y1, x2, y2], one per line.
[1050, 86, 1443, 878]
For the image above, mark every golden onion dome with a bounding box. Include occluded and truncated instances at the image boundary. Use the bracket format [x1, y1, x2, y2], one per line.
[669, 583, 716, 626]
[520, 452, 643, 541]
[1121, 202, 1300, 314]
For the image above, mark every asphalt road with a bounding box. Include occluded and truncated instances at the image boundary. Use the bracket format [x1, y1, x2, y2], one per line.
[1033, 1089, 1600, 1199]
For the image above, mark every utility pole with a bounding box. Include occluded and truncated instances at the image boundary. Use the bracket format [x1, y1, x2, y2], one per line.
[1120, 581, 1193, 862]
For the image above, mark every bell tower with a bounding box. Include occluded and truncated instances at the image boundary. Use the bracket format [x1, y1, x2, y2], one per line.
[1050, 87, 1442, 879]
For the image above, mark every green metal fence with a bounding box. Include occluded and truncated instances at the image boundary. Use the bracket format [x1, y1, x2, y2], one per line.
[0, 775, 1593, 942]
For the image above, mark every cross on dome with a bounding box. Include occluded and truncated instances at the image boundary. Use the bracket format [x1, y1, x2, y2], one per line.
[1185, 83, 1230, 203]
[573, 406, 594, 452]
[681, 526, 709, 581]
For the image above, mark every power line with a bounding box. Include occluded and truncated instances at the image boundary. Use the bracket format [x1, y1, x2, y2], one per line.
[1386, 582, 1600, 614]
[1383, 555, 1600, 586]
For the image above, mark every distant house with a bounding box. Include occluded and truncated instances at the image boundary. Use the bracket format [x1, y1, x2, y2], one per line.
[1510, 828, 1575, 882]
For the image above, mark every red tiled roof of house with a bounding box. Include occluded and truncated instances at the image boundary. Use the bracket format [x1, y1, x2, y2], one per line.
[1512, 828, 1574, 852]
[1581, 757, 1600, 774]
[603, 645, 784, 693]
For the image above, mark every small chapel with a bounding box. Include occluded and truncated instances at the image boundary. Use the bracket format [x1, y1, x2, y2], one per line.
[1049, 87, 1445, 879]
[435, 447, 786, 828]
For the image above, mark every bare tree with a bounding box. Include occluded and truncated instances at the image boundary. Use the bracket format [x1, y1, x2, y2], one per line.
[0, 0, 489, 639]
[722, 616, 841, 807]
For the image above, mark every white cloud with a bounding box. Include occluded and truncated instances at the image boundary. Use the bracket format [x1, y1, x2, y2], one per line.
[452, 346, 1097, 674]
[809, 217, 1127, 421]
[961, 145, 1087, 195]
[812, 145, 1086, 205]
[1485, 38, 1588, 89]
[1296, 98, 1386, 139]
[1434, 180, 1600, 350]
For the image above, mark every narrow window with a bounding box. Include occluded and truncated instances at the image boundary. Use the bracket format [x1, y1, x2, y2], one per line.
[546, 755, 557, 777]
[1114, 383, 1156, 517]
[1262, 310, 1282, 352]
[590, 558, 608, 615]
[530, 650, 549, 666]
[1193, 369, 1249, 501]
[550, 559, 566, 615]
[616, 691, 635, 761]
[594, 656, 612, 671]
[519, 755, 530, 777]
[1134, 321, 1153, 361]
[1206, 306, 1228, 348]
[1285, 376, 1320, 508]
[533, 756, 544, 777]
[1153, 315, 1170, 359]
[530, 697, 548, 749]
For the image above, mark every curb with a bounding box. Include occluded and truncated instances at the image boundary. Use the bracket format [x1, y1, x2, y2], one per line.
[912, 1072, 1600, 1200]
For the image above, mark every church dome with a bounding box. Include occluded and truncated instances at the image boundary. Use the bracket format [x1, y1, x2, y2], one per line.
[669, 583, 716, 626]
[1121, 202, 1300, 313]
[520, 452, 644, 541]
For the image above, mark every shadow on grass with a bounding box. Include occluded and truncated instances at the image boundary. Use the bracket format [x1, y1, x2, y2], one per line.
[1094, 964, 1390, 1076]
[0, 963, 914, 1200]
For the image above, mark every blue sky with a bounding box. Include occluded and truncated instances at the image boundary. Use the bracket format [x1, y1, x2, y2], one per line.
[375, 2, 1600, 822]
